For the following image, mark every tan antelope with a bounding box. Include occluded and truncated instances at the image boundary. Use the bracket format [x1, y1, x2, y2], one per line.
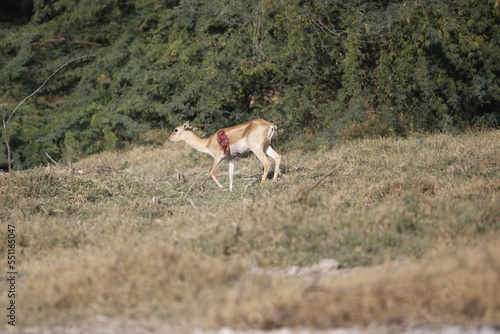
[168, 119, 281, 191]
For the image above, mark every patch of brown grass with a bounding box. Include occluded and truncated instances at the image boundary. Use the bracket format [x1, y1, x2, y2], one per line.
[21, 245, 243, 326]
[214, 245, 500, 330]
[0, 129, 498, 330]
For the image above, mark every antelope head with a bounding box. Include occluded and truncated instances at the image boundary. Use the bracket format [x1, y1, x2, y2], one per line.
[168, 121, 198, 142]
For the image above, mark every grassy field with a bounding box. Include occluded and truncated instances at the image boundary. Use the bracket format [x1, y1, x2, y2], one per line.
[1, 129, 499, 331]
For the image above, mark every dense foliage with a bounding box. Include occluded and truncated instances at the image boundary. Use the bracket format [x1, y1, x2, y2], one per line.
[1, 0, 499, 169]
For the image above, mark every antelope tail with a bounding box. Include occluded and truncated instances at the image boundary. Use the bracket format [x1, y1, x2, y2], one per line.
[267, 125, 277, 143]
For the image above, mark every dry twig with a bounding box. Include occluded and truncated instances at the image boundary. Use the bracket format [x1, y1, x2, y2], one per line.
[183, 172, 203, 199]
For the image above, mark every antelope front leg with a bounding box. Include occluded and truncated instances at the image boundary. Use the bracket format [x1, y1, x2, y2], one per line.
[228, 157, 236, 191]
[209, 157, 225, 190]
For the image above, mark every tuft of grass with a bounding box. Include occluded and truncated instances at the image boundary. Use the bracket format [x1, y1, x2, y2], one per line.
[0, 130, 498, 330]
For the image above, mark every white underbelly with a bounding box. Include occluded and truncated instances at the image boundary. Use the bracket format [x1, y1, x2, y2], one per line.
[230, 141, 250, 156]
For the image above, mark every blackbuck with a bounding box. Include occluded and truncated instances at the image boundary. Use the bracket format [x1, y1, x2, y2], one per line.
[168, 119, 281, 191]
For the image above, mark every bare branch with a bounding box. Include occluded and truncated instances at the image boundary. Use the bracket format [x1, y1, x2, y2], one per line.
[32, 37, 103, 47]
[6, 54, 96, 124]
[2, 107, 12, 172]
[2, 54, 96, 172]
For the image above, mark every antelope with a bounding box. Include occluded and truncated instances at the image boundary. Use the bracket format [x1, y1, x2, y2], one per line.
[168, 119, 281, 191]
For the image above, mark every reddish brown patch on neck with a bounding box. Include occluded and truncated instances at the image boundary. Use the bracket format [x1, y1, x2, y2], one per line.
[217, 130, 230, 155]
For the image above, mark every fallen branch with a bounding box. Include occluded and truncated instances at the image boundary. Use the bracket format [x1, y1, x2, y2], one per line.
[96, 157, 119, 174]
[296, 163, 344, 201]
[184, 172, 203, 199]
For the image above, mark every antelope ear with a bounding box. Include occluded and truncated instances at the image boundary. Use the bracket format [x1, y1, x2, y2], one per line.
[191, 127, 199, 131]
[182, 121, 190, 131]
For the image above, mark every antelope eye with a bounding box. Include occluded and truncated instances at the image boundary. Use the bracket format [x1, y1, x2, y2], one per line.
[174, 129, 179, 132]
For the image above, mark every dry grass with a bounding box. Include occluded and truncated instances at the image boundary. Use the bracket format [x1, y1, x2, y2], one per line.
[215, 244, 500, 330]
[0, 129, 499, 331]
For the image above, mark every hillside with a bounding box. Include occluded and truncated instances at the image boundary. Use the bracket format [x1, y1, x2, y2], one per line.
[1, 129, 499, 331]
